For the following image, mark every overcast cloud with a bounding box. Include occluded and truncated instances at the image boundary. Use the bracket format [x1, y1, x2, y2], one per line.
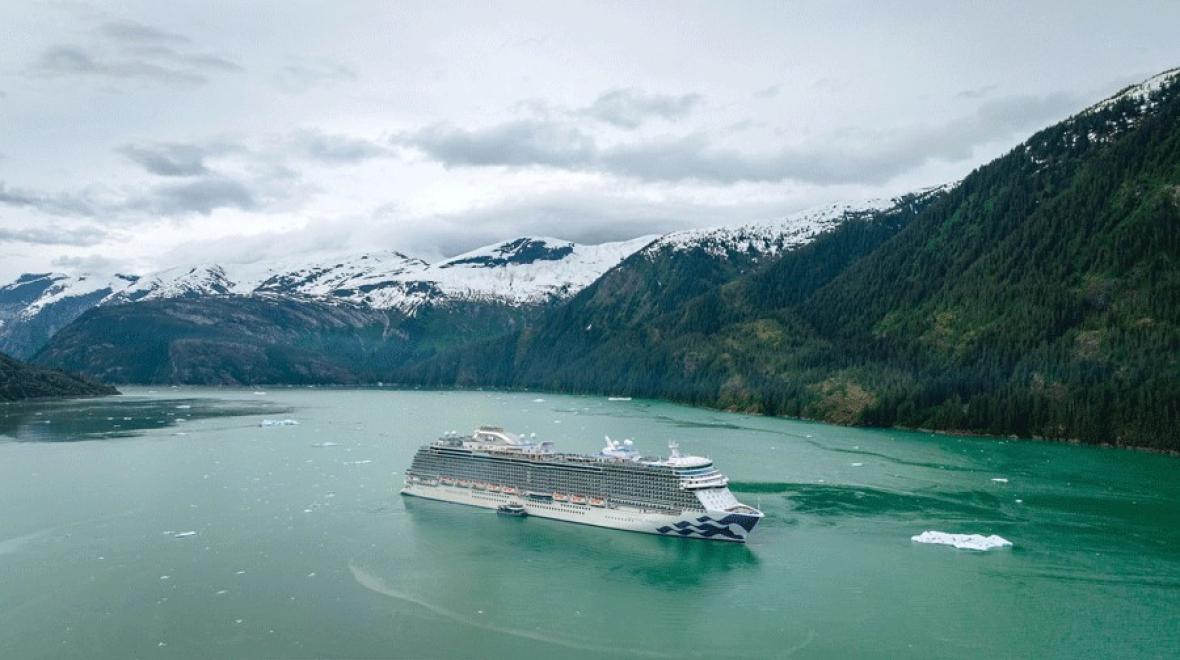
[0, 1, 1177, 280]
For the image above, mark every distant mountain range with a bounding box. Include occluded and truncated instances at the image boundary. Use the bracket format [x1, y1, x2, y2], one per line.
[19, 198, 899, 386]
[8, 67, 1180, 449]
[0, 235, 654, 358]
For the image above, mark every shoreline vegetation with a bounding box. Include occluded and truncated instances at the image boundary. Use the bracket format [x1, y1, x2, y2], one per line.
[108, 382, 1180, 456]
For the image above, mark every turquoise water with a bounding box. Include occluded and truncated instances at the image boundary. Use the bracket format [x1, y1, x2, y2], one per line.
[1, 388, 1178, 658]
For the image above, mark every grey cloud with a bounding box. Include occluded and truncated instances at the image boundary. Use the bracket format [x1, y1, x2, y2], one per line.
[0, 224, 107, 246]
[118, 142, 223, 176]
[276, 61, 356, 93]
[35, 45, 206, 85]
[398, 120, 596, 168]
[955, 84, 999, 100]
[295, 130, 388, 163]
[32, 19, 240, 87]
[754, 84, 781, 99]
[99, 20, 189, 45]
[584, 88, 703, 129]
[130, 177, 257, 215]
[398, 91, 1083, 184]
[51, 254, 125, 272]
[370, 190, 802, 260]
[0, 181, 95, 216]
[127, 45, 242, 73]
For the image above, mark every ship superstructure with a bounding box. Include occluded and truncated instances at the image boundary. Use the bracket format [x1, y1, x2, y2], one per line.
[400, 426, 763, 542]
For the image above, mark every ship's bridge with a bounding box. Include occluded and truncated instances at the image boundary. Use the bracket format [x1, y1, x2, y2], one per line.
[661, 442, 729, 490]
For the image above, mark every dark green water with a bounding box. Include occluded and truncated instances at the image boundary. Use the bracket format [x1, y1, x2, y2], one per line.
[1, 388, 1178, 658]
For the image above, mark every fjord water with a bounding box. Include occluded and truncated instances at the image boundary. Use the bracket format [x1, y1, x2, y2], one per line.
[1, 389, 1177, 658]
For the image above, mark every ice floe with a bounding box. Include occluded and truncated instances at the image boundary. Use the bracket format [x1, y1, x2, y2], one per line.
[259, 419, 299, 427]
[911, 531, 1013, 551]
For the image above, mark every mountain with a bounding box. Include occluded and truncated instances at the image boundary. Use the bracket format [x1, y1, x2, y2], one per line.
[29, 211, 875, 385]
[0, 350, 117, 401]
[401, 188, 948, 390]
[0, 236, 653, 359]
[403, 68, 1180, 450]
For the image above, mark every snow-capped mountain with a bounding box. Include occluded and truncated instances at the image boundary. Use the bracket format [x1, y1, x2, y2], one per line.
[642, 185, 954, 262]
[0, 236, 657, 358]
[1, 195, 958, 359]
[1024, 67, 1180, 164]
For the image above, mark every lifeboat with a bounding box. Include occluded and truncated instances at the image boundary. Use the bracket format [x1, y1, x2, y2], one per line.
[571, 495, 588, 505]
[472, 482, 486, 490]
[503, 486, 518, 495]
[589, 497, 605, 507]
[488, 484, 502, 492]
[457, 480, 470, 487]
[553, 492, 569, 502]
[440, 477, 455, 486]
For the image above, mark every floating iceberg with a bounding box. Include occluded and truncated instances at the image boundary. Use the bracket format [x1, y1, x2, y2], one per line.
[259, 419, 299, 427]
[911, 530, 1012, 551]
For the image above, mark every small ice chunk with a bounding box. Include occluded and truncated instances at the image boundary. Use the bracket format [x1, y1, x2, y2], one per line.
[307, 572, 316, 577]
[160, 575, 170, 580]
[253, 391, 266, 395]
[215, 589, 228, 595]
[343, 459, 373, 465]
[911, 531, 1013, 551]
[259, 419, 299, 427]
[176, 405, 192, 409]
[850, 462, 864, 467]
[310, 441, 338, 447]
[532, 398, 545, 403]
[173, 531, 197, 538]
[991, 478, 1009, 483]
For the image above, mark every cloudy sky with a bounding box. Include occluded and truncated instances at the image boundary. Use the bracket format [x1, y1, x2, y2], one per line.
[0, 1, 1177, 280]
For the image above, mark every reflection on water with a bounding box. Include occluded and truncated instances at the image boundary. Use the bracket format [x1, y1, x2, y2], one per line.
[0, 395, 288, 442]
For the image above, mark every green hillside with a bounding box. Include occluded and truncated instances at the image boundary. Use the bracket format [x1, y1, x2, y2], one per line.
[407, 70, 1180, 450]
[0, 351, 117, 401]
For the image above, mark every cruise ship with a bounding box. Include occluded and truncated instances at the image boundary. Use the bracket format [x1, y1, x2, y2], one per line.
[401, 426, 764, 542]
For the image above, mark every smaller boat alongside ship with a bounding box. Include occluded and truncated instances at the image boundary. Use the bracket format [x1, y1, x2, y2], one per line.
[497, 503, 527, 517]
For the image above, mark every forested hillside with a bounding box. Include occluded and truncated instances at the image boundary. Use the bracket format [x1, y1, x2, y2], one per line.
[406, 69, 1180, 450]
[0, 351, 117, 401]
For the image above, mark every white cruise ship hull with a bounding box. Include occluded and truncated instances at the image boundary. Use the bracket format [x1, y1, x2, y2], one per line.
[400, 482, 760, 542]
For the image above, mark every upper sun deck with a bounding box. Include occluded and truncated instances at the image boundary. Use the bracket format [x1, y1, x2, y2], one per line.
[429, 428, 721, 477]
